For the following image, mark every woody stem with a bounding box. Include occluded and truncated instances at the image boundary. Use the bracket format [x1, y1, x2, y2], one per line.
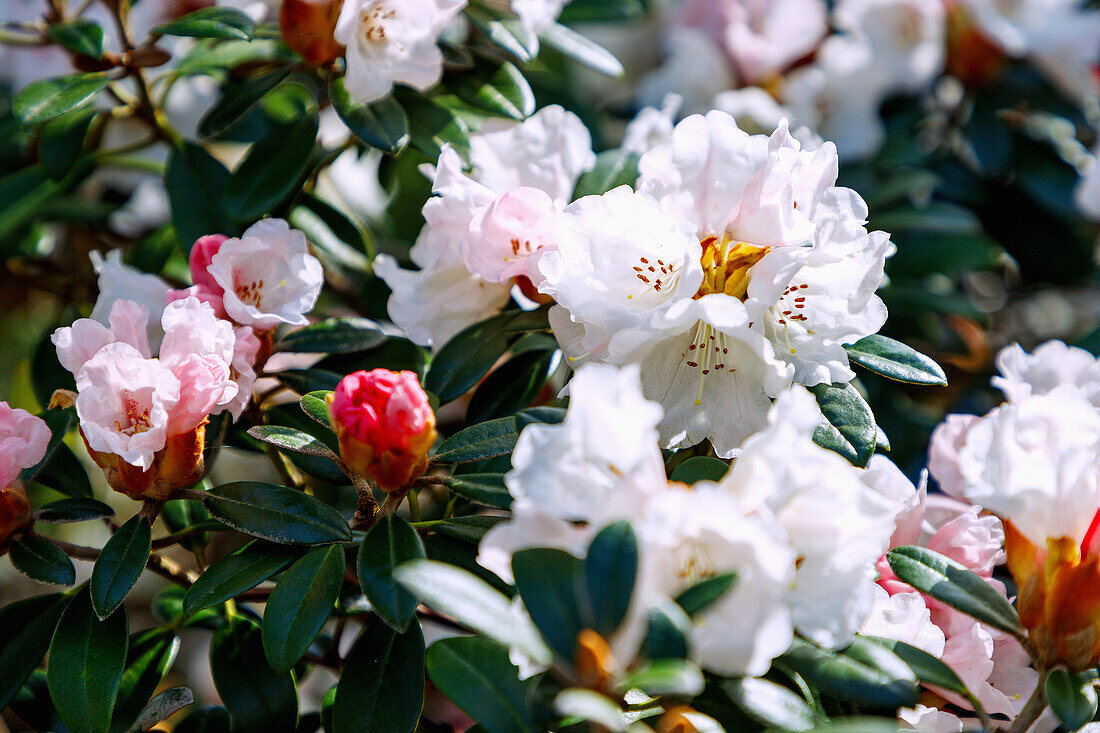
[1007, 670, 1048, 733]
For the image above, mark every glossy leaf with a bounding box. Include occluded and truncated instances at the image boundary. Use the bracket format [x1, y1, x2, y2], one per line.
[198, 67, 291, 137]
[183, 539, 301, 616]
[210, 618, 298, 731]
[619, 659, 704, 697]
[47, 20, 104, 57]
[332, 615, 425, 733]
[34, 440, 94, 498]
[722, 677, 815, 732]
[165, 142, 233, 249]
[573, 149, 639, 198]
[810, 382, 877, 467]
[0, 592, 69, 709]
[174, 706, 233, 733]
[433, 417, 519, 463]
[277, 317, 387, 354]
[36, 497, 115, 524]
[426, 637, 538, 733]
[39, 108, 95, 180]
[466, 348, 555, 424]
[154, 7, 255, 40]
[262, 544, 345, 672]
[464, 6, 537, 61]
[674, 573, 738, 618]
[845, 335, 947, 386]
[540, 23, 623, 77]
[224, 114, 318, 223]
[10, 535, 76, 586]
[426, 313, 518, 403]
[865, 637, 974, 702]
[123, 687, 193, 733]
[300, 390, 333, 428]
[1045, 668, 1098, 731]
[554, 689, 625, 731]
[780, 638, 918, 709]
[203, 481, 352, 545]
[393, 87, 471, 161]
[111, 629, 181, 733]
[248, 425, 338, 459]
[443, 473, 512, 509]
[14, 73, 110, 126]
[583, 521, 638, 637]
[357, 514, 425, 632]
[90, 515, 152, 619]
[640, 598, 691, 660]
[669, 456, 729, 485]
[512, 548, 584, 660]
[453, 61, 535, 120]
[430, 515, 507, 543]
[331, 78, 409, 155]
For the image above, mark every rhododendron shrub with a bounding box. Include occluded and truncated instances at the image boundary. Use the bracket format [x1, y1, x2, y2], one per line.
[2, 0, 1100, 731]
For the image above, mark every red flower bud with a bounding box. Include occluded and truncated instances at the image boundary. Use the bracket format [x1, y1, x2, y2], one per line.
[0, 485, 31, 555]
[280, 0, 345, 67]
[328, 369, 436, 492]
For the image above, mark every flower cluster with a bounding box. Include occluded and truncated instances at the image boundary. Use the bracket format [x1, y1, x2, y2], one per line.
[0, 403, 49, 554]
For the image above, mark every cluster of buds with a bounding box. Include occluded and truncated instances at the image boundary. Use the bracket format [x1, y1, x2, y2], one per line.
[0, 403, 50, 554]
[327, 369, 437, 493]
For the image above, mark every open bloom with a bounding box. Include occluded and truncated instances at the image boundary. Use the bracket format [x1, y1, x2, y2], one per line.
[0, 402, 50, 491]
[328, 369, 437, 491]
[334, 0, 466, 104]
[88, 250, 171, 352]
[832, 0, 946, 95]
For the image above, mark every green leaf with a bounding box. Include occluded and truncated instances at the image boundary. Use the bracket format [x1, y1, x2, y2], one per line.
[183, 540, 300, 617]
[779, 638, 918, 709]
[154, 7, 255, 40]
[443, 473, 512, 509]
[0, 593, 69, 709]
[47, 589, 129, 733]
[723, 677, 815, 731]
[619, 659, 704, 697]
[433, 417, 519, 463]
[10, 536, 76, 586]
[464, 6, 537, 61]
[204, 481, 352, 545]
[572, 149, 639, 198]
[669, 456, 729, 485]
[431, 515, 507, 543]
[123, 687, 193, 733]
[165, 142, 233, 249]
[554, 689, 625, 731]
[674, 573, 738, 618]
[39, 108, 95, 180]
[810, 382, 877, 467]
[210, 618, 298, 731]
[19, 408, 75, 485]
[224, 114, 318, 223]
[34, 440, 94, 498]
[395, 559, 551, 664]
[584, 521, 637, 637]
[198, 67, 292, 137]
[332, 615, 425, 733]
[90, 515, 152, 619]
[453, 60, 535, 120]
[1045, 668, 1098, 732]
[331, 78, 409, 155]
[357, 514, 425, 632]
[559, 0, 645, 23]
[512, 548, 584, 660]
[425, 637, 538, 733]
[467, 347, 555, 424]
[262, 544, 345, 672]
[844, 335, 947, 386]
[262, 404, 346, 485]
[393, 87, 472, 161]
[300, 391, 333, 428]
[47, 20, 105, 57]
[426, 312, 519, 402]
[277, 317, 388, 354]
[248, 424, 339, 459]
[886, 546, 1024, 636]
[540, 23, 624, 77]
[864, 637, 973, 702]
[640, 598, 691, 660]
[277, 367, 345, 394]
[174, 706, 233, 733]
[14, 73, 110, 126]
[291, 193, 373, 273]
[111, 629, 180, 733]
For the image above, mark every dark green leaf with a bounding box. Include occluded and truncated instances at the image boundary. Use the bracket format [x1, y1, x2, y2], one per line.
[14, 73, 110, 126]
[426, 313, 518, 403]
[10, 535, 76, 586]
[572, 149, 639, 198]
[48, 20, 104, 57]
[433, 417, 518, 463]
[466, 348, 555, 424]
[779, 638, 918, 709]
[210, 618, 297, 730]
[332, 615, 425, 733]
[553, 688, 625, 730]
[331, 78, 409, 155]
[34, 440, 94, 498]
[620, 659, 704, 697]
[111, 629, 180, 733]
[722, 677, 814, 732]
[864, 637, 973, 701]
[262, 544, 345, 672]
[431, 514, 507, 543]
[174, 706, 233, 733]
[300, 391, 333, 427]
[291, 193, 372, 273]
[425, 637, 538, 733]
[248, 424, 339, 459]
[183, 540, 300, 616]
[154, 7, 255, 40]
[39, 108, 95, 179]
[357, 514, 425, 632]
[47, 589, 129, 733]
[204, 481, 352, 544]
[198, 67, 291, 137]
[669, 456, 729, 485]
[0, 166, 63, 242]
[90, 515, 152, 619]
[0, 593, 69, 709]
[640, 598, 691, 660]
[277, 317, 387, 354]
[393, 87, 471, 161]
[512, 548, 584, 660]
[540, 23, 623, 77]
[674, 573, 738, 618]
[1045, 668, 1098, 731]
[277, 367, 345, 394]
[810, 382, 877, 467]
[583, 521, 637, 637]
[464, 6, 537, 61]
[262, 404, 346, 485]
[886, 545, 1024, 636]
[224, 114, 318, 222]
[19, 408, 75, 487]
[165, 142, 233, 249]
[128, 224, 177, 273]
[453, 61, 535, 120]
[559, 0, 645, 23]
[844, 335, 947, 386]
[443, 473, 512, 509]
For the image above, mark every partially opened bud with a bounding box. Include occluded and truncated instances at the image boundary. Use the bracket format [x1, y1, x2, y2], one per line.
[0, 402, 49, 553]
[82, 422, 207, 502]
[0, 486, 31, 555]
[280, 0, 345, 66]
[327, 369, 436, 492]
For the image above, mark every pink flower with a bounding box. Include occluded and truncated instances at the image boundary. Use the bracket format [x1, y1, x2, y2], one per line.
[218, 326, 262, 420]
[166, 285, 227, 320]
[52, 299, 153, 376]
[464, 186, 561, 285]
[328, 369, 437, 491]
[189, 234, 228, 292]
[928, 413, 981, 498]
[0, 402, 51, 489]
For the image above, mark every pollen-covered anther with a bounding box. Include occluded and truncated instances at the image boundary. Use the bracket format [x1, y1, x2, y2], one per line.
[695, 234, 770, 300]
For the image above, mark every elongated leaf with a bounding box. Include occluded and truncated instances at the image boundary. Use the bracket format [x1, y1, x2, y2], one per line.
[262, 544, 344, 672]
[331, 78, 409, 155]
[393, 87, 471, 161]
[174, 706, 233, 733]
[111, 629, 181, 733]
[431, 515, 507, 543]
[0, 593, 69, 709]
[357, 515, 425, 632]
[426, 637, 538, 733]
[224, 114, 318, 222]
[810, 381, 877, 467]
[512, 548, 584, 660]
[845, 335, 947, 386]
[444, 473, 512, 509]
[14, 73, 110, 125]
[723, 677, 815, 732]
[540, 23, 623, 77]
[47, 590, 129, 733]
[619, 659, 704, 697]
[332, 616, 425, 732]
[48, 20, 104, 57]
[165, 142, 233, 249]
[198, 67, 291, 137]
[1046, 668, 1098, 731]
[39, 108, 95, 180]
[640, 598, 691, 660]
[300, 390, 333, 428]
[34, 440, 94, 498]
[204, 481, 352, 545]
[674, 573, 738, 618]
[91, 516, 152, 619]
[210, 618, 297, 731]
[277, 317, 387, 354]
[154, 7, 255, 40]
[426, 313, 518, 403]
[453, 60, 534, 120]
[248, 425, 338, 459]
[466, 348, 555, 424]
[395, 560, 551, 664]
[573, 149, 639, 199]
[886, 546, 1024, 636]
[464, 6, 537, 61]
[554, 688, 625, 731]
[433, 417, 518, 463]
[584, 521, 637, 637]
[124, 687, 193, 733]
[864, 637, 973, 701]
[10, 535, 76, 586]
[780, 638, 918, 709]
[183, 540, 300, 617]
[36, 497, 114, 523]
[669, 456, 729, 485]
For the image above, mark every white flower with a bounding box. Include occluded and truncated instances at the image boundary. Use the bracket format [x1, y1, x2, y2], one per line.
[833, 0, 946, 94]
[220, 326, 262, 420]
[376, 106, 595, 349]
[861, 585, 947, 657]
[1077, 143, 1100, 221]
[711, 87, 795, 137]
[992, 340, 1100, 406]
[511, 0, 567, 34]
[108, 178, 171, 238]
[207, 218, 324, 330]
[53, 299, 153, 377]
[637, 27, 734, 116]
[88, 250, 171, 352]
[333, 0, 466, 104]
[621, 93, 683, 156]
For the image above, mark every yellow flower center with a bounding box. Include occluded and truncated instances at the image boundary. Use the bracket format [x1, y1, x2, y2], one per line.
[695, 234, 770, 301]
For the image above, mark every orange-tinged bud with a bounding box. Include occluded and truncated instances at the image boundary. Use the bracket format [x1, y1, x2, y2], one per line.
[1006, 519, 1100, 670]
[575, 629, 616, 693]
[328, 369, 436, 492]
[945, 3, 1005, 88]
[280, 0, 345, 66]
[82, 422, 207, 502]
[0, 485, 31, 555]
[658, 706, 701, 733]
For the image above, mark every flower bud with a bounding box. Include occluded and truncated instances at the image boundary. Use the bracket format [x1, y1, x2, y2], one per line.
[327, 369, 436, 492]
[0, 485, 31, 556]
[82, 421, 207, 502]
[280, 0, 345, 66]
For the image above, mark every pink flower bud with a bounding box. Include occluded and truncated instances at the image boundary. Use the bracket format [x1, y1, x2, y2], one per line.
[0, 485, 30, 556]
[328, 369, 437, 492]
[189, 234, 228, 293]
